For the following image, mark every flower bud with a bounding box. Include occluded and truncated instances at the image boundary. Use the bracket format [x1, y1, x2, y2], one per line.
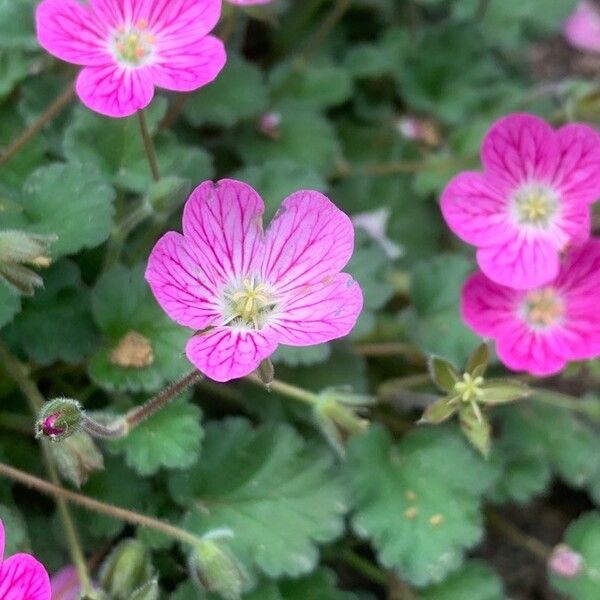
[49, 431, 104, 488]
[258, 111, 282, 139]
[189, 534, 244, 600]
[35, 398, 83, 441]
[99, 539, 153, 600]
[549, 544, 583, 578]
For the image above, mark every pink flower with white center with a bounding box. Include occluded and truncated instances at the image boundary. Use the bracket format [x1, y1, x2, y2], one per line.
[564, 1, 600, 53]
[0, 519, 51, 600]
[461, 239, 600, 376]
[145, 179, 363, 382]
[35, 0, 226, 118]
[441, 113, 600, 289]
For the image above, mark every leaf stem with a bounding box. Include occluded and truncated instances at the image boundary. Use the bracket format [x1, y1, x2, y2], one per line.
[0, 342, 93, 594]
[341, 549, 388, 586]
[487, 510, 551, 561]
[0, 461, 203, 547]
[0, 84, 75, 168]
[137, 109, 161, 182]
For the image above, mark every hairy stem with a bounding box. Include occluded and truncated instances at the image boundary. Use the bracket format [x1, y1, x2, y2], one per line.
[0, 342, 92, 594]
[247, 374, 319, 406]
[0, 84, 74, 168]
[0, 462, 202, 547]
[137, 109, 161, 181]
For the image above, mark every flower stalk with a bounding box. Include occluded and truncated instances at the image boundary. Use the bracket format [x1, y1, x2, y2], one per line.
[137, 110, 161, 182]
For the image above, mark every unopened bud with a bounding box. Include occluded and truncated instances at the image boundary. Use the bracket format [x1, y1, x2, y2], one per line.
[49, 431, 104, 488]
[259, 111, 282, 139]
[189, 534, 244, 600]
[36, 398, 82, 441]
[549, 544, 583, 578]
[99, 539, 154, 600]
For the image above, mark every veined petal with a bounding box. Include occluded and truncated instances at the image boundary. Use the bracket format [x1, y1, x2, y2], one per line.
[440, 171, 514, 246]
[564, 1, 600, 53]
[75, 64, 154, 118]
[262, 191, 354, 294]
[476, 234, 559, 289]
[36, 0, 109, 66]
[272, 273, 363, 345]
[554, 123, 600, 205]
[139, 0, 221, 39]
[186, 327, 277, 382]
[0, 554, 51, 600]
[145, 232, 221, 330]
[481, 114, 559, 189]
[150, 35, 226, 92]
[182, 180, 265, 282]
[0, 521, 4, 564]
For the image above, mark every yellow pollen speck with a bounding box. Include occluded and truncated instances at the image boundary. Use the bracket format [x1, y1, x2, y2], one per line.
[109, 330, 154, 368]
[429, 514, 444, 527]
[404, 507, 418, 520]
[405, 490, 417, 502]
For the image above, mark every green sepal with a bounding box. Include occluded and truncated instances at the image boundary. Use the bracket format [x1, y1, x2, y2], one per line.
[428, 355, 460, 393]
[459, 403, 491, 458]
[465, 342, 490, 377]
[480, 379, 531, 404]
[419, 396, 459, 425]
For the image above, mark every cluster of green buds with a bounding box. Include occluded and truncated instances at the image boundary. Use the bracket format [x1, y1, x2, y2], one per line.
[420, 343, 531, 456]
[0, 229, 57, 295]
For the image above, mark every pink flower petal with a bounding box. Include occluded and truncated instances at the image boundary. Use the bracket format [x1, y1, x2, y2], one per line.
[145, 232, 222, 330]
[481, 114, 559, 189]
[149, 35, 226, 92]
[555, 123, 600, 204]
[0, 521, 4, 564]
[272, 273, 363, 345]
[186, 327, 277, 382]
[144, 0, 222, 39]
[262, 191, 354, 294]
[182, 179, 265, 282]
[75, 64, 155, 118]
[564, 1, 600, 53]
[35, 0, 109, 66]
[228, 0, 273, 5]
[0, 554, 51, 600]
[440, 171, 515, 246]
[476, 235, 560, 289]
[50, 567, 80, 600]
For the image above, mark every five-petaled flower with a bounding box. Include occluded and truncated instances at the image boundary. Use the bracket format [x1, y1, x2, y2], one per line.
[145, 179, 363, 382]
[461, 239, 600, 376]
[36, 0, 226, 118]
[0, 519, 51, 600]
[564, 1, 600, 53]
[441, 113, 600, 289]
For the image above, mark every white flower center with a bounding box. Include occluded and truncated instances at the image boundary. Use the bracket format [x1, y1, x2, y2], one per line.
[222, 277, 277, 330]
[522, 287, 564, 329]
[511, 183, 559, 228]
[112, 19, 156, 67]
[453, 373, 484, 402]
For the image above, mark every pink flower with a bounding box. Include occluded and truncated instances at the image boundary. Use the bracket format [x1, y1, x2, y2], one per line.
[564, 1, 600, 53]
[461, 239, 600, 376]
[145, 179, 363, 382]
[227, 1, 273, 5]
[50, 567, 80, 600]
[0, 519, 51, 600]
[549, 544, 583, 578]
[441, 114, 600, 289]
[36, 0, 226, 118]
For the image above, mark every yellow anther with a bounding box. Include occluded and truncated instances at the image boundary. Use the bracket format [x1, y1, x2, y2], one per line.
[514, 185, 557, 226]
[525, 287, 564, 327]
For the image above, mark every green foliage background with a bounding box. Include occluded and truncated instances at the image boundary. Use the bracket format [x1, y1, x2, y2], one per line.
[1, 0, 599, 598]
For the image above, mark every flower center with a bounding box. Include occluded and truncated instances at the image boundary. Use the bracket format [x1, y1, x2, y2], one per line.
[453, 373, 484, 402]
[112, 19, 155, 67]
[512, 184, 558, 227]
[523, 287, 564, 328]
[223, 277, 276, 329]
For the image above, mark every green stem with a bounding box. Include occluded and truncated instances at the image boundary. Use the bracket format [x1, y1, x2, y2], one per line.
[137, 110, 160, 182]
[487, 510, 551, 561]
[247, 374, 319, 406]
[0, 462, 202, 547]
[532, 388, 598, 418]
[342, 549, 388, 586]
[301, 0, 351, 63]
[0, 84, 74, 168]
[0, 342, 93, 594]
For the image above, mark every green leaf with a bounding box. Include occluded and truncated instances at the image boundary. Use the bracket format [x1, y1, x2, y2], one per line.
[459, 402, 491, 458]
[0, 50, 37, 100]
[346, 426, 494, 586]
[89, 264, 191, 393]
[3, 163, 115, 259]
[4, 260, 99, 365]
[407, 254, 479, 365]
[550, 512, 600, 600]
[170, 418, 346, 579]
[0, 504, 29, 555]
[272, 343, 332, 368]
[109, 398, 203, 476]
[0, 0, 38, 50]
[184, 56, 268, 127]
[480, 379, 531, 404]
[428, 356, 459, 394]
[0, 280, 21, 329]
[417, 560, 504, 600]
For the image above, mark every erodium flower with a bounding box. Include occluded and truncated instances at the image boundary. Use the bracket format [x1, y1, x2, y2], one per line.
[441, 113, 600, 289]
[146, 179, 363, 382]
[0, 519, 51, 600]
[564, 1, 600, 53]
[461, 239, 600, 376]
[36, 0, 226, 118]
